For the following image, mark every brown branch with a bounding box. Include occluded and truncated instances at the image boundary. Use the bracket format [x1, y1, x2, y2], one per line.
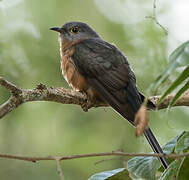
[149, 91, 189, 109]
[55, 157, 65, 180]
[0, 77, 188, 119]
[0, 77, 22, 95]
[145, 0, 168, 35]
[0, 151, 189, 163]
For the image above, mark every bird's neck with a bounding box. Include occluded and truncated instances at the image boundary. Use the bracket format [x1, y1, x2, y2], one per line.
[59, 37, 82, 52]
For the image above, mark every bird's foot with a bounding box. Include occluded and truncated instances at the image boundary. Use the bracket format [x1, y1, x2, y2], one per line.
[81, 99, 94, 112]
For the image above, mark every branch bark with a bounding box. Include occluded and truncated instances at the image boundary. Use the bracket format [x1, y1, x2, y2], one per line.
[55, 157, 65, 180]
[0, 151, 189, 163]
[0, 77, 189, 119]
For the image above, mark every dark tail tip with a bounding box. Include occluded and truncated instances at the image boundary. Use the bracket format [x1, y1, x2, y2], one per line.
[144, 128, 169, 169]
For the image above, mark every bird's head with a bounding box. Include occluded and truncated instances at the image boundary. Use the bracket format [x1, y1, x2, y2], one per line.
[50, 21, 100, 43]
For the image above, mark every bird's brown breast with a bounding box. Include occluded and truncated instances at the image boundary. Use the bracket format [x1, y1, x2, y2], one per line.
[60, 39, 104, 104]
[60, 45, 89, 91]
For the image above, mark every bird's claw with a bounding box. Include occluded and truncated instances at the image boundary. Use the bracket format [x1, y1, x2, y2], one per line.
[81, 99, 93, 112]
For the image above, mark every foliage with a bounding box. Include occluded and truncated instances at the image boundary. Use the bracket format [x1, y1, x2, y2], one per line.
[89, 168, 131, 180]
[152, 41, 189, 107]
[88, 131, 189, 179]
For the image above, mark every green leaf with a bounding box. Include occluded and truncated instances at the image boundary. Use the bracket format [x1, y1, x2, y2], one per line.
[88, 168, 131, 180]
[151, 41, 189, 92]
[159, 155, 189, 180]
[150, 67, 172, 92]
[158, 66, 189, 105]
[127, 132, 184, 180]
[169, 80, 189, 107]
[158, 159, 182, 180]
[162, 131, 185, 154]
[175, 131, 189, 153]
[169, 41, 189, 66]
[177, 157, 189, 180]
[127, 155, 160, 180]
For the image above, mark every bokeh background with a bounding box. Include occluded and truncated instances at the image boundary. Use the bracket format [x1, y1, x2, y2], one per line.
[0, 0, 188, 179]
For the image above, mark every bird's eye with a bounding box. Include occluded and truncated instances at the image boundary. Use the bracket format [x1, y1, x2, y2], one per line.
[70, 26, 79, 34]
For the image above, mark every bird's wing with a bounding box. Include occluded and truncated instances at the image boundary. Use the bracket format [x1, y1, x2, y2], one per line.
[72, 38, 142, 124]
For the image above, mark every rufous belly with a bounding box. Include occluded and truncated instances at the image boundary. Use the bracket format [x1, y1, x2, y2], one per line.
[60, 47, 89, 91]
[59, 40, 104, 104]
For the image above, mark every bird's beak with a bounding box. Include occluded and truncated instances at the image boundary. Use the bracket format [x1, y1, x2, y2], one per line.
[50, 27, 62, 33]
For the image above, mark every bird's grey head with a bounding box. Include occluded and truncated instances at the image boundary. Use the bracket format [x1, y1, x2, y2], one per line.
[50, 22, 100, 42]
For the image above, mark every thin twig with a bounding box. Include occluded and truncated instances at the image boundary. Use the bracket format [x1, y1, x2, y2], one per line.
[0, 151, 189, 163]
[145, 0, 168, 35]
[55, 157, 65, 180]
[0, 77, 189, 119]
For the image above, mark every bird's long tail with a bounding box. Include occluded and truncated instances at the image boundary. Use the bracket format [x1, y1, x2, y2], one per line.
[89, 78, 169, 169]
[143, 127, 169, 169]
[112, 97, 169, 169]
[100, 93, 169, 169]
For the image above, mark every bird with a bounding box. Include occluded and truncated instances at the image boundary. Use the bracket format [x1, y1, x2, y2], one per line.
[50, 21, 169, 169]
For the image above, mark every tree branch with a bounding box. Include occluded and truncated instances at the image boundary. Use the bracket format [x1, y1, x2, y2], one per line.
[145, 0, 168, 35]
[0, 77, 188, 119]
[149, 91, 189, 109]
[0, 151, 189, 163]
[0, 77, 22, 95]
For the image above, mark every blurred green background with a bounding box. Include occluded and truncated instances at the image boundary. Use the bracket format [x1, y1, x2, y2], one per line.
[0, 0, 188, 179]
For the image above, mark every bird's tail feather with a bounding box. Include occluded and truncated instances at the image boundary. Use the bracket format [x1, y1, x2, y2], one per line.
[143, 127, 169, 169]
[88, 79, 169, 168]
